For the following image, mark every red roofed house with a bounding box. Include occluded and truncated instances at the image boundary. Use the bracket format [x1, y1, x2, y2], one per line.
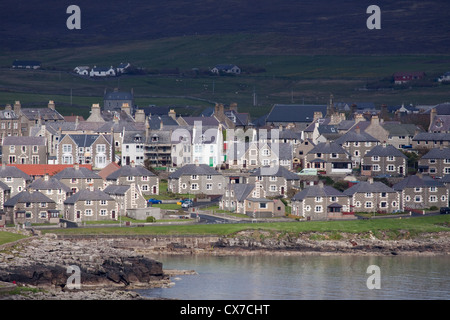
[6, 164, 93, 180]
[393, 71, 425, 85]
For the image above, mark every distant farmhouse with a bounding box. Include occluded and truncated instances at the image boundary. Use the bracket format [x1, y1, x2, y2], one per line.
[74, 62, 131, 77]
[438, 72, 450, 83]
[12, 60, 41, 69]
[211, 64, 241, 75]
[393, 71, 425, 85]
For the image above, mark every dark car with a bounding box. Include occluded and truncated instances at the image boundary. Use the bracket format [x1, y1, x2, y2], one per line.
[439, 207, 450, 214]
[147, 198, 162, 204]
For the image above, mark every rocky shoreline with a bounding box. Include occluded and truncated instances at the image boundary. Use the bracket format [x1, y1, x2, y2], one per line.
[1, 230, 449, 300]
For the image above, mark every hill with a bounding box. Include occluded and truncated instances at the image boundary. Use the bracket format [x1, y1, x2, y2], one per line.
[1, 0, 449, 54]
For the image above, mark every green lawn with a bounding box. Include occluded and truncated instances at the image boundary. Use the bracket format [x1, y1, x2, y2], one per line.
[41, 214, 450, 238]
[0, 232, 28, 246]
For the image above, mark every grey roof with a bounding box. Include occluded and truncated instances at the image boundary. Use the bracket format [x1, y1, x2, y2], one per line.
[334, 130, 379, 144]
[292, 185, 345, 201]
[64, 189, 114, 204]
[104, 91, 133, 101]
[250, 165, 300, 180]
[182, 116, 220, 126]
[421, 148, 450, 159]
[2, 136, 46, 146]
[147, 129, 173, 144]
[0, 165, 31, 180]
[0, 109, 19, 120]
[266, 104, 328, 123]
[28, 177, 71, 192]
[343, 181, 396, 195]
[392, 175, 444, 191]
[122, 131, 145, 144]
[413, 132, 450, 141]
[0, 180, 10, 191]
[229, 183, 255, 202]
[20, 107, 64, 121]
[364, 145, 407, 158]
[4, 191, 54, 207]
[53, 167, 102, 180]
[63, 134, 112, 147]
[97, 121, 145, 133]
[308, 142, 349, 155]
[148, 115, 179, 129]
[106, 165, 156, 180]
[169, 164, 222, 179]
[382, 123, 421, 136]
[103, 185, 131, 195]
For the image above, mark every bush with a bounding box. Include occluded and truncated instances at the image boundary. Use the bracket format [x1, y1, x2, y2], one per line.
[146, 216, 156, 223]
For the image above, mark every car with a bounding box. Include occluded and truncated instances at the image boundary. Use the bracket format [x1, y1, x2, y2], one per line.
[439, 207, 450, 214]
[181, 200, 194, 208]
[147, 198, 162, 204]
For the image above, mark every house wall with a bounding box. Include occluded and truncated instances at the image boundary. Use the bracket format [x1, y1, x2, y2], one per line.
[169, 174, 225, 195]
[291, 195, 350, 220]
[401, 187, 448, 210]
[6, 200, 58, 225]
[361, 155, 407, 176]
[243, 199, 285, 218]
[349, 191, 401, 213]
[65, 199, 119, 222]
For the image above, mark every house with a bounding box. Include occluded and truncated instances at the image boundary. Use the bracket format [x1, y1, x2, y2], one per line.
[122, 131, 145, 166]
[105, 162, 159, 195]
[265, 104, 328, 130]
[247, 165, 300, 198]
[116, 63, 131, 74]
[293, 139, 315, 170]
[191, 123, 224, 168]
[12, 60, 41, 69]
[89, 66, 116, 77]
[211, 64, 241, 75]
[0, 163, 31, 196]
[63, 189, 119, 222]
[0, 106, 21, 145]
[291, 182, 351, 220]
[438, 72, 450, 83]
[0, 181, 11, 212]
[343, 179, 401, 214]
[244, 198, 285, 218]
[146, 129, 174, 167]
[4, 164, 93, 180]
[428, 103, 450, 133]
[305, 142, 352, 175]
[334, 127, 379, 165]
[393, 174, 448, 210]
[73, 66, 90, 75]
[56, 134, 114, 169]
[418, 147, 450, 177]
[4, 190, 58, 225]
[412, 132, 450, 150]
[27, 174, 72, 212]
[393, 71, 425, 84]
[52, 163, 103, 193]
[103, 185, 147, 217]
[168, 163, 225, 195]
[2, 136, 47, 165]
[361, 145, 408, 177]
[103, 89, 134, 113]
[220, 183, 256, 214]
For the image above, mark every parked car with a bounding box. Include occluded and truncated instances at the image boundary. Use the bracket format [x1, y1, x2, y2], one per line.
[147, 198, 162, 204]
[439, 207, 450, 214]
[181, 199, 194, 208]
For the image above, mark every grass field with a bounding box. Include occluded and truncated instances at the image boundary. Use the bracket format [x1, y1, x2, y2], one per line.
[40, 214, 450, 238]
[0, 232, 28, 246]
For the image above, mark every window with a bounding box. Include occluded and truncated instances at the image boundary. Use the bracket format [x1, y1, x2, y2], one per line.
[430, 196, 437, 202]
[100, 209, 107, 216]
[127, 176, 134, 181]
[206, 184, 212, 190]
[259, 202, 267, 209]
[373, 164, 380, 171]
[429, 187, 437, 192]
[182, 183, 186, 189]
[33, 145, 38, 153]
[365, 192, 373, 198]
[191, 175, 198, 180]
[372, 156, 379, 161]
[85, 209, 93, 216]
[365, 201, 373, 208]
[387, 165, 395, 171]
[206, 175, 212, 180]
[100, 200, 107, 205]
[85, 200, 92, 205]
[305, 205, 311, 212]
[388, 156, 394, 161]
[9, 145, 15, 153]
[40, 202, 47, 208]
[96, 144, 106, 153]
[62, 144, 72, 153]
[330, 196, 337, 202]
[380, 201, 387, 208]
[270, 185, 277, 192]
[40, 211, 47, 219]
[314, 205, 323, 213]
[142, 185, 148, 191]
[62, 155, 73, 164]
[414, 195, 422, 202]
[191, 183, 199, 190]
[315, 197, 322, 202]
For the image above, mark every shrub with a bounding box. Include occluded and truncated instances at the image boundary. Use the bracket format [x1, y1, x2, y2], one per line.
[146, 216, 156, 223]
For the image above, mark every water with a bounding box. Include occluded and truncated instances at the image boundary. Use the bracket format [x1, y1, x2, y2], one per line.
[137, 254, 450, 300]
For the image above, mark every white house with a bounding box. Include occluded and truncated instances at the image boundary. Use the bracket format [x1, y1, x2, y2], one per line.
[116, 63, 131, 74]
[122, 131, 145, 166]
[89, 66, 116, 77]
[74, 66, 90, 75]
[192, 122, 224, 167]
[438, 72, 450, 83]
[211, 64, 241, 75]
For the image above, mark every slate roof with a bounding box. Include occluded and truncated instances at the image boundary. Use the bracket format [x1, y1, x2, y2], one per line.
[104, 91, 133, 101]
[308, 142, 349, 155]
[64, 189, 114, 204]
[364, 145, 407, 158]
[266, 104, 328, 123]
[412, 132, 450, 141]
[343, 181, 396, 195]
[103, 185, 131, 195]
[4, 191, 54, 207]
[182, 116, 220, 126]
[292, 185, 344, 201]
[53, 166, 102, 180]
[20, 107, 65, 122]
[148, 115, 179, 129]
[169, 164, 222, 179]
[334, 130, 379, 144]
[2, 136, 46, 146]
[250, 165, 300, 180]
[421, 148, 450, 159]
[228, 183, 255, 202]
[0, 165, 31, 180]
[0, 109, 19, 120]
[383, 123, 421, 136]
[28, 177, 71, 192]
[0, 181, 10, 191]
[106, 165, 156, 180]
[392, 175, 444, 191]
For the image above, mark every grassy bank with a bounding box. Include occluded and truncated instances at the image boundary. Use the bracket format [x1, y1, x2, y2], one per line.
[0, 232, 28, 246]
[41, 214, 450, 238]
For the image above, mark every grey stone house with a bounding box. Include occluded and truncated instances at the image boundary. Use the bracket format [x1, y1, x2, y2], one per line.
[0, 106, 21, 145]
[291, 182, 350, 220]
[393, 174, 448, 210]
[334, 128, 379, 165]
[2, 136, 47, 165]
[412, 132, 450, 150]
[4, 190, 58, 225]
[220, 183, 256, 213]
[418, 147, 450, 178]
[361, 145, 408, 177]
[305, 142, 352, 175]
[168, 164, 225, 195]
[103, 184, 147, 217]
[247, 165, 300, 198]
[0, 164, 31, 196]
[27, 174, 72, 212]
[343, 179, 401, 213]
[0, 180, 11, 212]
[52, 163, 104, 193]
[63, 189, 119, 222]
[105, 162, 159, 195]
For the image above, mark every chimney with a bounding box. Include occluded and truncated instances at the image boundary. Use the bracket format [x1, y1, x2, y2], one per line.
[313, 111, 323, 121]
[229, 103, 238, 112]
[48, 100, 55, 110]
[429, 108, 437, 130]
[368, 177, 374, 184]
[355, 126, 360, 134]
[14, 101, 21, 114]
[74, 163, 80, 170]
[131, 160, 135, 168]
[91, 103, 101, 118]
[5, 104, 11, 111]
[318, 181, 324, 188]
[371, 115, 380, 126]
[44, 173, 49, 181]
[355, 113, 364, 123]
[135, 109, 145, 122]
[121, 103, 131, 116]
[168, 109, 176, 120]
